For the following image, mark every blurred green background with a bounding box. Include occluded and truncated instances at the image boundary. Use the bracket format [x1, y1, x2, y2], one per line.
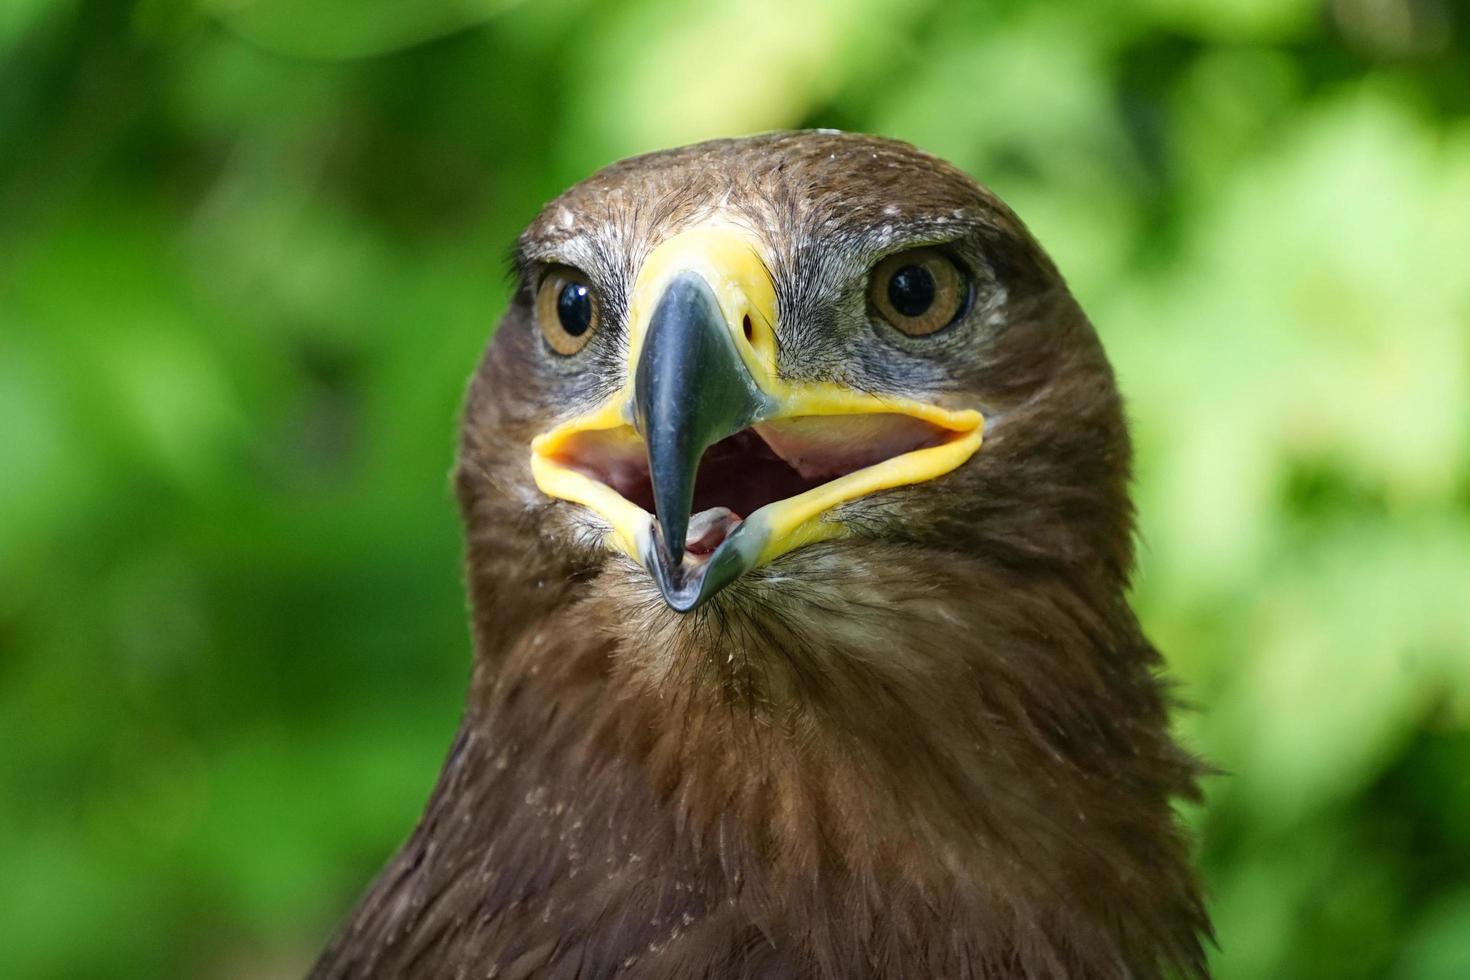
[2, 0, 1468, 977]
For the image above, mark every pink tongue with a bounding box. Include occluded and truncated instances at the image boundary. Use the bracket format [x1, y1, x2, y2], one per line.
[684, 507, 742, 556]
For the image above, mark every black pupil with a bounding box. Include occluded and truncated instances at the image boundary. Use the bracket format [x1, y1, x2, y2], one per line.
[887, 264, 936, 317]
[556, 281, 593, 336]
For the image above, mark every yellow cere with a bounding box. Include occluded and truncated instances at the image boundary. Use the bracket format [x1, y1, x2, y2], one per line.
[529, 220, 985, 568]
[625, 223, 780, 379]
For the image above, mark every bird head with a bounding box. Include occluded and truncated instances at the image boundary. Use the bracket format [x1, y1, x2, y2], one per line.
[423, 135, 1208, 979]
[459, 131, 1132, 649]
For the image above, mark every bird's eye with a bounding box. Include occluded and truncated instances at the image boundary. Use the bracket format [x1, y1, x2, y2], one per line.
[536, 266, 599, 355]
[870, 247, 969, 337]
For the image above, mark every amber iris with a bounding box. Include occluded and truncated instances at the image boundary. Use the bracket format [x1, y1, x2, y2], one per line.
[537, 266, 599, 354]
[870, 247, 968, 336]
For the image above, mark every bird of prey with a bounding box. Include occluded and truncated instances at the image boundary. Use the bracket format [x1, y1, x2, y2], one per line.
[311, 131, 1210, 980]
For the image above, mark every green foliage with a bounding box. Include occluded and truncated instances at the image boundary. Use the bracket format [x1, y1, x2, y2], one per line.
[1, 1, 1466, 976]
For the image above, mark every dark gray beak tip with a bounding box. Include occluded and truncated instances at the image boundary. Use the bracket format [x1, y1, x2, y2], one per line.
[641, 523, 762, 614]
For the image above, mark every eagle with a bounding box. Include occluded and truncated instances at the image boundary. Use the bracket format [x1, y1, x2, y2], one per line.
[310, 131, 1210, 980]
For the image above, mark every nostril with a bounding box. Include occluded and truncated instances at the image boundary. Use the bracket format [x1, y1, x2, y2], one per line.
[742, 315, 753, 343]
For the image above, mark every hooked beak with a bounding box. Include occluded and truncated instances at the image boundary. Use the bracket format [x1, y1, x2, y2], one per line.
[634, 270, 768, 566]
[530, 225, 984, 612]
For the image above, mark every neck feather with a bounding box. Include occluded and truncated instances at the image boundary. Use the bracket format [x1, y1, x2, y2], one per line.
[450, 542, 1208, 978]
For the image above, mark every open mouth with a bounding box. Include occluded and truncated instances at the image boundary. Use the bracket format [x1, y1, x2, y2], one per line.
[544, 412, 959, 562]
